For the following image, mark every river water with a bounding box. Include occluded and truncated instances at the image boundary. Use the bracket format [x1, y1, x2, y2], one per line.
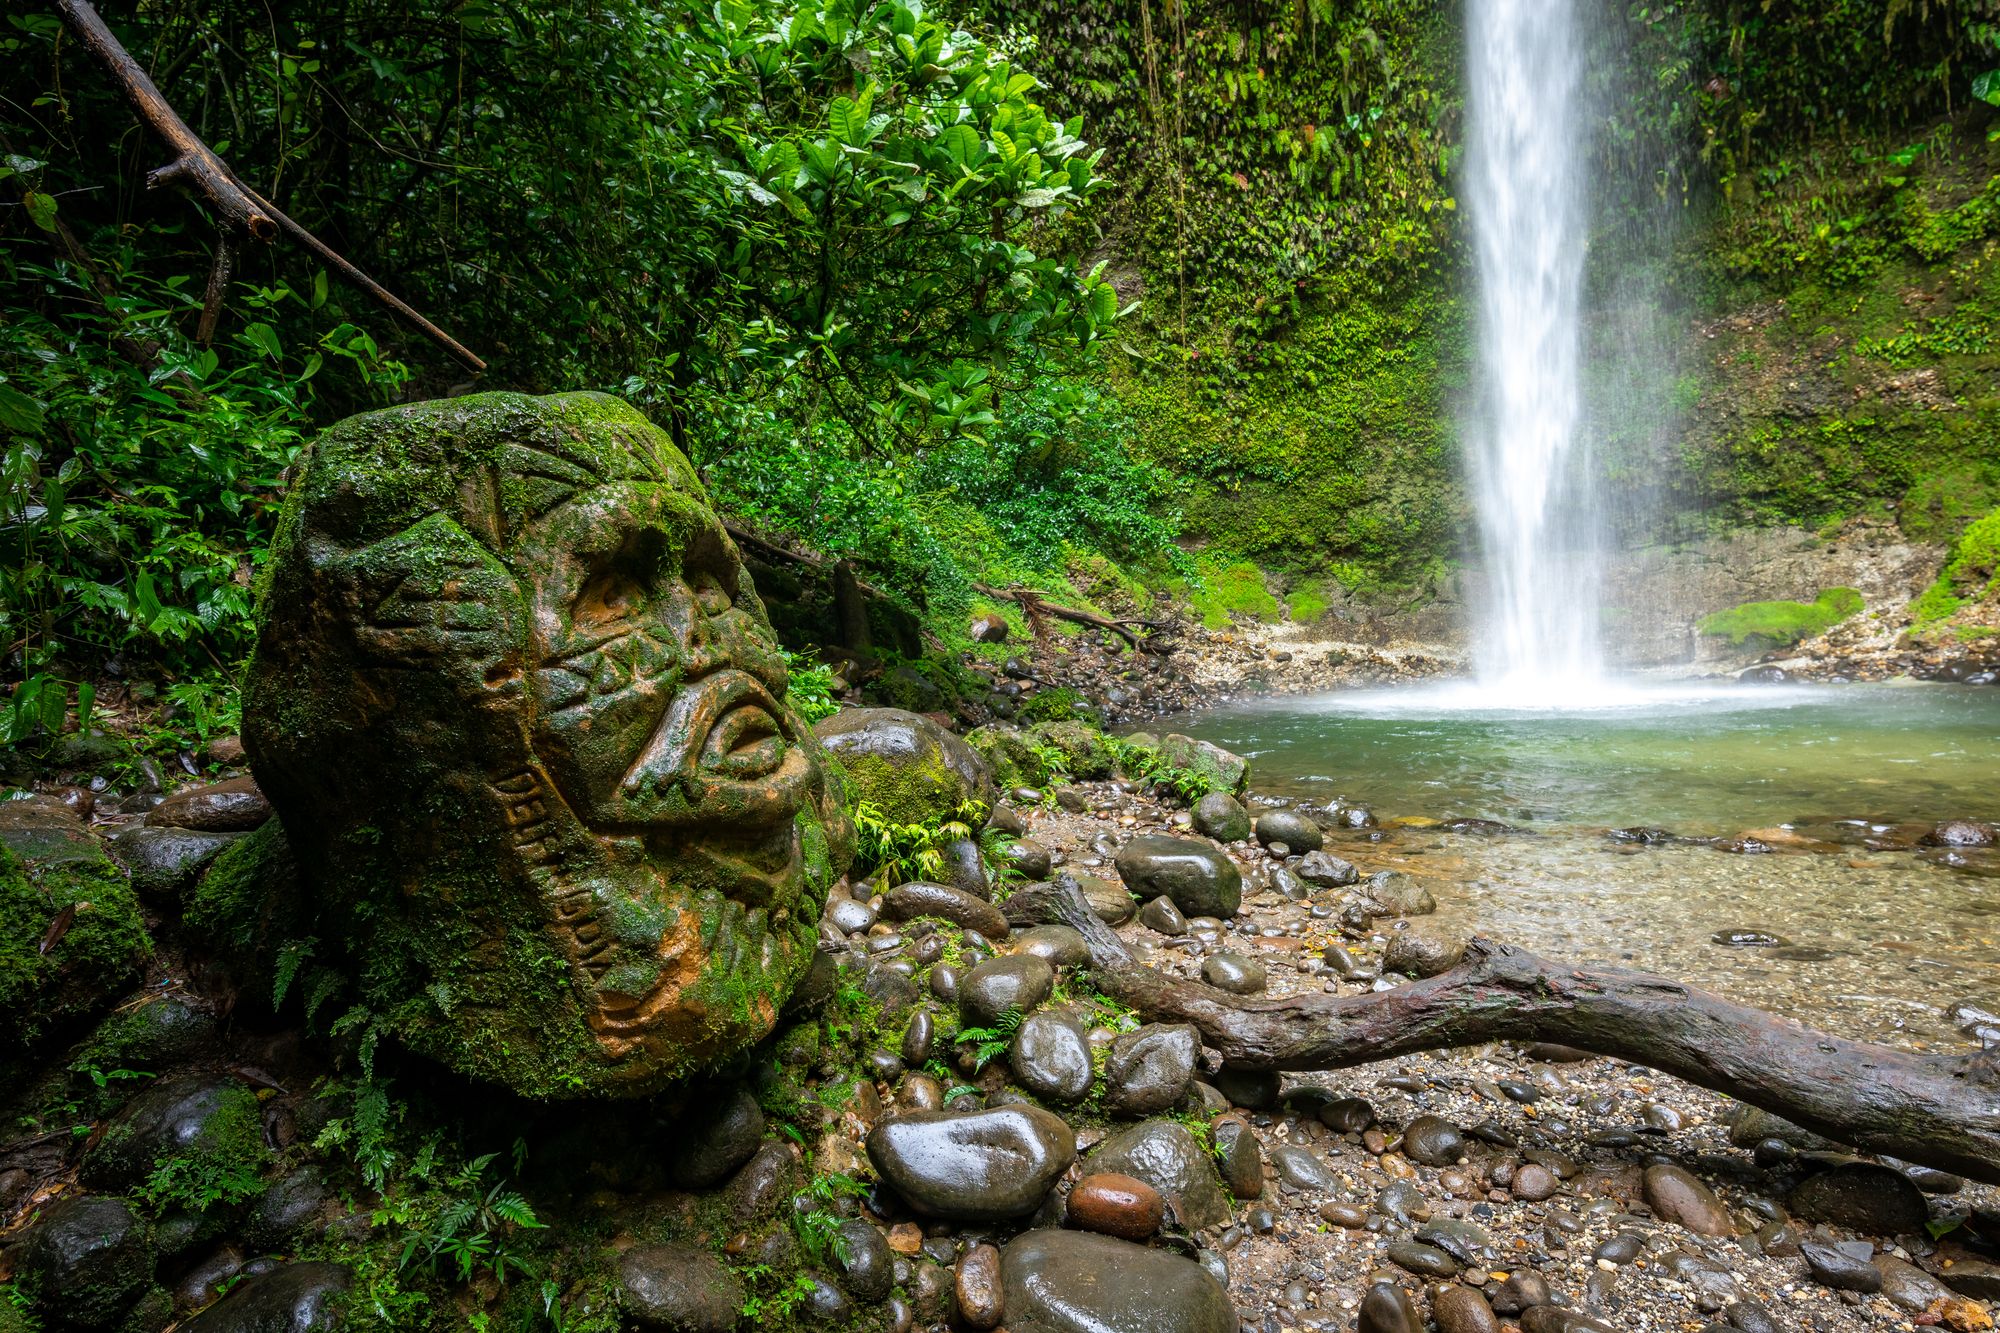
[1154, 681, 2000, 1045]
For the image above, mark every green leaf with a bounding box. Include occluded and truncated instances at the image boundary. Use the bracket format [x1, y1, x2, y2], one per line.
[22, 190, 57, 232]
[311, 269, 329, 309]
[1975, 70, 2000, 107]
[939, 124, 982, 169]
[0, 385, 46, 435]
[1016, 186, 1068, 208]
[241, 322, 283, 360]
[1089, 282, 1118, 324]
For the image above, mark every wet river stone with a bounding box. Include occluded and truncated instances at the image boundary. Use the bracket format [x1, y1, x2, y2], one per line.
[669, 1083, 765, 1187]
[1358, 1282, 1422, 1333]
[867, 1106, 1076, 1221]
[1789, 1160, 1929, 1235]
[108, 824, 242, 902]
[1213, 1119, 1265, 1200]
[959, 953, 1053, 1027]
[1013, 924, 1089, 968]
[1079, 876, 1137, 924]
[619, 1243, 745, 1331]
[1191, 792, 1251, 843]
[1433, 1286, 1500, 1333]
[1102, 1023, 1199, 1116]
[1401, 1115, 1466, 1167]
[832, 1220, 894, 1303]
[1270, 1144, 1338, 1192]
[13, 1195, 153, 1328]
[1139, 894, 1187, 935]
[1083, 1119, 1232, 1229]
[182, 1261, 351, 1333]
[1001, 838, 1053, 880]
[80, 1073, 268, 1193]
[1115, 835, 1242, 919]
[1066, 1172, 1166, 1240]
[148, 775, 272, 831]
[1642, 1164, 1733, 1237]
[957, 1243, 1004, 1331]
[1009, 1011, 1093, 1102]
[1296, 849, 1359, 889]
[1383, 923, 1466, 978]
[882, 881, 1010, 939]
[1254, 809, 1322, 852]
[1000, 1229, 1233, 1333]
[1200, 952, 1266, 994]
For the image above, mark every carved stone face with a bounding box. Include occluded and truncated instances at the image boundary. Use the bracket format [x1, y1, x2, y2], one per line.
[242, 392, 850, 1098]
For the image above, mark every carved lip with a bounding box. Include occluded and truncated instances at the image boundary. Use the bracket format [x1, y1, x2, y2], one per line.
[621, 668, 807, 827]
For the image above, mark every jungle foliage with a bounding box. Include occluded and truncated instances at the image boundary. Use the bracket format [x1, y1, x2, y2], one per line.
[0, 0, 1180, 743]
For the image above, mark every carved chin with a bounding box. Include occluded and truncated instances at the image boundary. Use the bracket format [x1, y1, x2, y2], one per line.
[583, 889, 798, 1062]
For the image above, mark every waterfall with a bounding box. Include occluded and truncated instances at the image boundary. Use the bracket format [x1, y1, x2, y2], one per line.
[1464, 0, 1604, 699]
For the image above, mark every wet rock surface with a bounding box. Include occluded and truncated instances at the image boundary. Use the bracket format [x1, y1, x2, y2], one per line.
[867, 1106, 1076, 1220]
[999, 1229, 1234, 1333]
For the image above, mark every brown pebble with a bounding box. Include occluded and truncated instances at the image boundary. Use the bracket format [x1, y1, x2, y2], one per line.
[1066, 1172, 1165, 1240]
[1432, 1284, 1500, 1333]
[1363, 1128, 1389, 1154]
[955, 1242, 1003, 1330]
[1318, 1201, 1369, 1228]
[1512, 1163, 1559, 1202]
[887, 1221, 924, 1255]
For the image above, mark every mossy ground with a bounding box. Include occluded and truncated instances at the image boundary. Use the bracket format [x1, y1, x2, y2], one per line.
[1697, 587, 1866, 648]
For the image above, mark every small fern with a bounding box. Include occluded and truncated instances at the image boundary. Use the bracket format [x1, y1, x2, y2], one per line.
[953, 1006, 1024, 1071]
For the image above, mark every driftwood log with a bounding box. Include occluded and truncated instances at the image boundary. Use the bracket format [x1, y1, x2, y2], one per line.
[1011, 877, 2000, 1186]
[55, 0, 484, 372]
[973, 583, 1165, 650]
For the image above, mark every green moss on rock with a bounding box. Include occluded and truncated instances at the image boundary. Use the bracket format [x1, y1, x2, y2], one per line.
[1912, 507, 2000, 631]
[1697, 587, 1865, 648]
[0, 838, 150, 1052]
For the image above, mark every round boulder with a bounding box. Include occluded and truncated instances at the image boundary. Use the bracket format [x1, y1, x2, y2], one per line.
[1191, 793, 1251, 843]
[619, 1244, 744, 1332]
[999, 1229, 1233, 1333]
[1115, 836, 1242, 919]
[866, 1107, 1077, 1221]
[815, 708, 997, 826]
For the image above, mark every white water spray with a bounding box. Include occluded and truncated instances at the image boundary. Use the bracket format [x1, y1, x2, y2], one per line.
[1464, 0, 1605, 702]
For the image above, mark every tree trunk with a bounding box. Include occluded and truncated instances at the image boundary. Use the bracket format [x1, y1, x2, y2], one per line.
[833, 560, 873, 661]
[1012, 877, 2000, 1186]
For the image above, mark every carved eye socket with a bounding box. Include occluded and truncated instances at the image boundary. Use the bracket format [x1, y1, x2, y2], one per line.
[690, 568, 734, 617]
[574, 568, 647, 627]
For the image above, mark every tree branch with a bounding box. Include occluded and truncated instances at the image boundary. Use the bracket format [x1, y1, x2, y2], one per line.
[1015, 876, 2000, 1186]
[974, 583, 1166, 650]
[56, 0, 485, 373]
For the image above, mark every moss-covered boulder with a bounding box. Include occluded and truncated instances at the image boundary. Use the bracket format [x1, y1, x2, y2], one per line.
[238, 391, 852, 1098]
[0, 803, 150, 1053]
[1154, 734, 1251, 797]
[965, 724, 1051, 790]
[11, 1194, 154, 1330]
[1026, 721, 1117, 780]
[815, 707, 997, 824]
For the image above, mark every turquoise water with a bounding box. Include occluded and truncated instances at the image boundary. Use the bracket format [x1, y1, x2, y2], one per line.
[1156, 681, 2000, 836]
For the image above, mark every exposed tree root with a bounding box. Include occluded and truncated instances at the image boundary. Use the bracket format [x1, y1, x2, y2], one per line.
[1012, 877, 2000, 1186]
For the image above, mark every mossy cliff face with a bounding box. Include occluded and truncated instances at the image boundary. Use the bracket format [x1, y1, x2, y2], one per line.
[241, 391, 852, 1098]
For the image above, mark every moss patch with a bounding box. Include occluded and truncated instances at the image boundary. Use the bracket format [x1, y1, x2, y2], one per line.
[1697, 587, 1865, 648]
[0, 839, 149, 1052]
[1912, 506, 2000, 631]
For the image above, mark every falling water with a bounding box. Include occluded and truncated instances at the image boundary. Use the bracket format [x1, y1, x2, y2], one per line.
[1464, 0, 1604, 701]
